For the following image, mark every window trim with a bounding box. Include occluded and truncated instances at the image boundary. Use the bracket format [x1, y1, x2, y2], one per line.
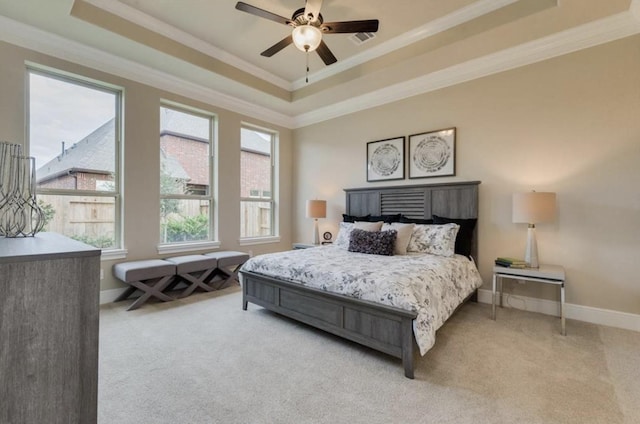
[27, 65, 124, 252]
[157, 102, 218, 249]
[240, 123, 278, 240]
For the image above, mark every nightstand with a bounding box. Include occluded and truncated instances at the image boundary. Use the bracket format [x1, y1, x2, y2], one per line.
[492, 264, 566, 335]
[292, 243, 319, 249]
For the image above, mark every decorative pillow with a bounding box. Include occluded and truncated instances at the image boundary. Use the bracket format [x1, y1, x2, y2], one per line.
[407, 223, 460, 257]
[368, 214, 402, 223]
[399, 215, 434, 225]
[382, 222, 415, 255]
[353, 221, 383, 232]
[334, 222, 354, 249]
[342, 214, 370, 223]
[348, 228, 397, 256]
[432, 215, 477, 258]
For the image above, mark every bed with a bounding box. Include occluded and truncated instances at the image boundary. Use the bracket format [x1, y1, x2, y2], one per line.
[239, 181, 481, 378]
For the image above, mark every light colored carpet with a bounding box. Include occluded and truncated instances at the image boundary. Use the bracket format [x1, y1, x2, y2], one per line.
[99, 287, 640, 424]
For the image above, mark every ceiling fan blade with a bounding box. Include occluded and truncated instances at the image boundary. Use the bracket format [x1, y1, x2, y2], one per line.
[320, 20, 379, 34]
[235, 2, 292, 26]
[316, 40, 337, 65]
[261, 35, 293, 57]
[304, 0, 323, 23]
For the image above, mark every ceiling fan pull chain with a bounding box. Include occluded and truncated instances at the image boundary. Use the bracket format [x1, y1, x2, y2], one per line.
[306, 51, 310, 83]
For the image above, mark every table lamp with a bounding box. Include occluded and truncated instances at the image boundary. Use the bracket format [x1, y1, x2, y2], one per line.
[306, 199, 326, 245]
[512, 191, 556, 268]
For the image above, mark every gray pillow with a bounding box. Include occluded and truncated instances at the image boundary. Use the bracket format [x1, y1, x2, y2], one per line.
[348, 228, 397, 256]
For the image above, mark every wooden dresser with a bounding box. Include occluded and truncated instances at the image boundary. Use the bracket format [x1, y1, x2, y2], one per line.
[0, 232, 101, 424]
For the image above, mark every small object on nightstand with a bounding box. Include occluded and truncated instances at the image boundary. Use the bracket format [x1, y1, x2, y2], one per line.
[495, 257, 527, 268]
[492, 264, 566, 335]
[293, 242, 318, 249]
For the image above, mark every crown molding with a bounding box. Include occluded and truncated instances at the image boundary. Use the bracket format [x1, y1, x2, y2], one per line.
[292, 9, 640, 128]
[1, 4, 638, 131]
[83, 0, 293, 91]
[0, 15, 295, 129]
[631, 0, 640, 21]
[291, 0, 520, 89]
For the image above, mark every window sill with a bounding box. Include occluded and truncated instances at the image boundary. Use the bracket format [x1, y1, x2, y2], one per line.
[239, 236, 281, 246]
[101, 248, 128, 261]
[156, 240, 221, 255]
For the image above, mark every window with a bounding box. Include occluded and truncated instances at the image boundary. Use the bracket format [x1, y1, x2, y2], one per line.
[159, 104, 215, 246]
[28, 69, 122, 250]
[240, 126, 277, 239]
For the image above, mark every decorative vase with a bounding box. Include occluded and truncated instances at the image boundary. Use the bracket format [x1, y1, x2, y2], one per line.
[0, 142, 23, 236]
[0, 142, 45, 237]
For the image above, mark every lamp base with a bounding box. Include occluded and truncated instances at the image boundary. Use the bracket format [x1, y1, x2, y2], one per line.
[312, 219, 319, 245]
[524, 225, 539, 268]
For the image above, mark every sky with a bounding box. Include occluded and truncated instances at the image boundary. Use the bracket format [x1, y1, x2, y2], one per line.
[29, 72, 115, 167]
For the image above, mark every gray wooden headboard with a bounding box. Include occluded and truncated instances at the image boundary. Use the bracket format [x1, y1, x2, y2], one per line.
[344, 181, 481, 260]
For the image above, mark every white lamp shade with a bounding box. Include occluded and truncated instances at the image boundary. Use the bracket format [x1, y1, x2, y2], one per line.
[512, 192, 556, 224]
[292, 25, 322, 52]
[306, 200, 326, 219]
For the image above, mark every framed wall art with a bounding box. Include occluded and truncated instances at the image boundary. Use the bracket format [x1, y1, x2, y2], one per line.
[408, 127, 456, 179]
[366, 136, 405, 182]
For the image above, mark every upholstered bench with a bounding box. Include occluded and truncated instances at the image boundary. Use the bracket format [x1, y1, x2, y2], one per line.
[164, 254, 218, 298]
[113, 259, 176, 311]
[204, 251, 250, 289]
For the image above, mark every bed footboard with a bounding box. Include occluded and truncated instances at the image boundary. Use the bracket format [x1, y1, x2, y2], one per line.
[240, 270, 418, 379]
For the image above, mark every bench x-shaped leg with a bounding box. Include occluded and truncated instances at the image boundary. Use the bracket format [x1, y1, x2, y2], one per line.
[179, 268, 216, 298]
[124, 275, 175, 311]
[208, 265, 241, 290]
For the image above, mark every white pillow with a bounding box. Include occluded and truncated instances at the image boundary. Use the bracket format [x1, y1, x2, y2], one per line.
[407, 223, 460, 256]
[382, 222, 415, 255]
[353, 221, 383, 231]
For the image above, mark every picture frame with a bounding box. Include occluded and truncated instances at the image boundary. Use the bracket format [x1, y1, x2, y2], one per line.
[366, 136, 405, 182]
[408, 127, 456, 179]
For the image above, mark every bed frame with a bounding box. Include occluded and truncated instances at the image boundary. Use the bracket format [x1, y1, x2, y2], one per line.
[240, 181, 480, 379]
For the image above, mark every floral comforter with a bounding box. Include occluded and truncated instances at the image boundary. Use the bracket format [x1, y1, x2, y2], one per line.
[240, 245, 483, 355]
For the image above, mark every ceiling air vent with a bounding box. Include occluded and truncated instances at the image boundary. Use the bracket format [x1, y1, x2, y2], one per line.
[349, 32, 376, 46]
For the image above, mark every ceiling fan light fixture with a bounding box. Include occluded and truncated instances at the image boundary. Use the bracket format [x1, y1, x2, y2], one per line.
[292, 24, 322, 52]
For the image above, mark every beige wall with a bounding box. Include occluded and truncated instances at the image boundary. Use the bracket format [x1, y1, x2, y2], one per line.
[293, 35, 640, 315]
[0, 40, 293, 291]
[1, 32, 639, 313]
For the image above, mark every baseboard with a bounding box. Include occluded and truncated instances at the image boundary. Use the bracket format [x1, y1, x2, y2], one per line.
[477, 289, 640, 333]
[100, 287, 128, 305]
[100, 286, 639, 333]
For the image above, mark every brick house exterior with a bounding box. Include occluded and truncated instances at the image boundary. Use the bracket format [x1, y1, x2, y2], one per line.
[37, 119, 269, 197]
[35, 117, 272, 240]
[241, 150, 270, 198]
[37, 171, 113, 190]
[160, 131, 209, 192]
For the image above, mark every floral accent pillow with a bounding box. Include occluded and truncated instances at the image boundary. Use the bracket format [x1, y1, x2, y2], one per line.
[334, 222, 355, 249]
[348, 228, 397, 256]
[407, 223, 460, 257]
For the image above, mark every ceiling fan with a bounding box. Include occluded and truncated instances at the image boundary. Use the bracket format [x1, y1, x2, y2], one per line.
[235, 0, 379, 67]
